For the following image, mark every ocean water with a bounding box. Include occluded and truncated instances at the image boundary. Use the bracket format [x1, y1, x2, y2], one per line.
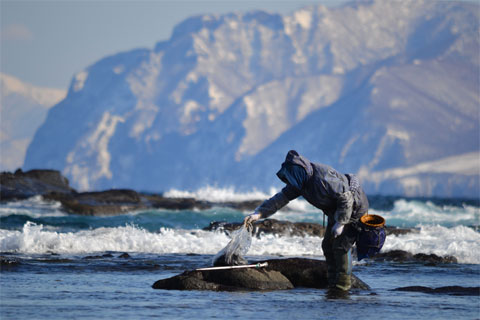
[1, 189, 479, 319]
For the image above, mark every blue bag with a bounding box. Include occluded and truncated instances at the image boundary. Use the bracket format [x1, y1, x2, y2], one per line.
[357, 214, 386, 261]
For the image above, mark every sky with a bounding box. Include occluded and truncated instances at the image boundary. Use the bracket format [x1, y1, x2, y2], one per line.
[1, 0, 349, 90]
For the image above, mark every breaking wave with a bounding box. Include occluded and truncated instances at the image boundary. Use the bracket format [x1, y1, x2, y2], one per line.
[1, 222, 478, 264]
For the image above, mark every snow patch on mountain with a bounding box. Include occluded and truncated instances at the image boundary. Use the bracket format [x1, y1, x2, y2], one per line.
[64, 112, 125, 190]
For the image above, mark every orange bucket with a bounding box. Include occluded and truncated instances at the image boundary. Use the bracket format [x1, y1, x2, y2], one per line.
[360, 214, 386, 228]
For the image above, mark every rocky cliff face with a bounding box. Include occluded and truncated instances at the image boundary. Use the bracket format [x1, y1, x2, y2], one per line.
[23, 0, 479, 197]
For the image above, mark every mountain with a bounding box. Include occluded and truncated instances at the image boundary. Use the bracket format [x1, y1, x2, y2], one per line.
[24, 0, 479, 198]
[0, 73, 66, 171]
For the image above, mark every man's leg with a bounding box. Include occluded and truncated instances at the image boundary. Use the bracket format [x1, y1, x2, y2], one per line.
[322, 223, 336, 288]
[331, 223, 357, 291]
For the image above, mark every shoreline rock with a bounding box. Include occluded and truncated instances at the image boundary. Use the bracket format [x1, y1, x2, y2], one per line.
[0, 169, 261, 215]
[0, 169, 74, 200]
[204, 219, 414, 238]
[152, 257, 370, 291]
[372, 249, 458, 264]
[393, 286, 479, 296]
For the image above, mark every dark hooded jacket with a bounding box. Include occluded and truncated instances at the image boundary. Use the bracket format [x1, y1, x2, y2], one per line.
[256, 150, 368, 224]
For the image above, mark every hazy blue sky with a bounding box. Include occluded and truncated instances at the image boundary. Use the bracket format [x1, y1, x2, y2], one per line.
[1, 0, 348, 90]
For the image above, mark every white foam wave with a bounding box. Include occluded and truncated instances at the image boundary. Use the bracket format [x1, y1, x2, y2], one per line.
[0, 222, 225, 255]
[165, 186, 322, 216]
[0, 221, 322, 257]
[1, 222, 478, 264]
[164, 186, 274, 202]
[0, 195, 66, 217]
[370, 199, 479, 227]
[383, 225, 480, 264]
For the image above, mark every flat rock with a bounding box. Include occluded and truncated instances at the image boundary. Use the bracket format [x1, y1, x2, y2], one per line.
[43, 190, 211, 215]
[393, 286, 480, 296]
[260, 258, 370, 290]
[152, 258, 370, 291]
[152, 268, 293, 291]
[373, 250, 457, 264]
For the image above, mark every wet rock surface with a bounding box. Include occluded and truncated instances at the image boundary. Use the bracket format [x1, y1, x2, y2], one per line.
[259, 258, 370, 290]
[152, 268, 294, 291]
[393, 286, 480, 296]
[152, 258, 370, 291]
[372, 250, 458, 264]
[0, 256, 22, 270]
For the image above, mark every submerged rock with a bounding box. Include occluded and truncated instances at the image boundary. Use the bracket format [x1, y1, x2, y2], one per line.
[373, 250, 458, 264]
[152, 258, 370, 291]
[0, 256, 21, 270]
[393, 286, 480, 296]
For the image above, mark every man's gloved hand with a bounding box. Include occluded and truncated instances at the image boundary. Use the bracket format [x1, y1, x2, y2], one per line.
[332, 222, 345, 238]
[244, 212, 261, 227]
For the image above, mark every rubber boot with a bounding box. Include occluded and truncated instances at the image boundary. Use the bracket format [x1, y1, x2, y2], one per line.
[322, 223, 337, 288]
[335, 273, 351, 291]
[325, 255, 337, 288]
[334, 249, 352, 291]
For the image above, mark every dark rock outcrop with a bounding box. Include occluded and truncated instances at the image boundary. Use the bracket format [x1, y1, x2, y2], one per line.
[260, 258, 370, 290]
[0, 169, 74, 200]
[42, 190, 211, 215]
[152, 268, 293, 291]
[373, 250, 458, 264]
[152, 258, 370, 291]
[204, 220, 326, 237]
[393, 286, 480, 296]
[0, 255, 21, 270]
[205, 220, 413, 238]
[0, 169, 261, 215]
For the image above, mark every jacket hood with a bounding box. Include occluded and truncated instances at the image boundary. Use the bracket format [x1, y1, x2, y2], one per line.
[282, 150, 314, 177]
[276, 150, 314, 189]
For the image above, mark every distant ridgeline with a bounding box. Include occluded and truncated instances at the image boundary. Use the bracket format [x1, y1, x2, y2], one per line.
[23, 0, 479, 198]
